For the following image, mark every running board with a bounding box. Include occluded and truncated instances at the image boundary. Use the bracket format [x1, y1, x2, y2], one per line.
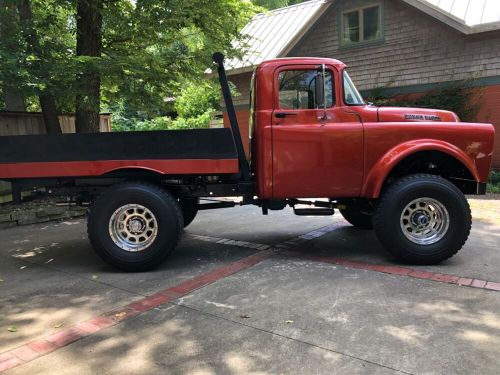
[293, 208, 334, 216]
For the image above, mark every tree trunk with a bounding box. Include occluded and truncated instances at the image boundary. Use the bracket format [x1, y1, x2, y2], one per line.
[0, 1, 26, 111]
[3, 87, 26, 112]
[16, 0, 61, 133]
[75, 0, 103, 133]
[17, 0, 61, 133]
[39, 94, 62, 134]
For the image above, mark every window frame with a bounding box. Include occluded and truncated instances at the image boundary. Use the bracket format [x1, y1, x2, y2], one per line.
[275, 66, 336, 111]
[339, 2, 383, 48]
[342, 69, 365, 106]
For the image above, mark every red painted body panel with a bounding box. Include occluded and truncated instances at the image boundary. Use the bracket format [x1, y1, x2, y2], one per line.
[0, 159, 239, 179]
[361, 130, 492, 198]
[252, 63, 275, 199]
[377, 107, 459, 122]
[250, 57, 495, 199]
[270, 63, 363, 198]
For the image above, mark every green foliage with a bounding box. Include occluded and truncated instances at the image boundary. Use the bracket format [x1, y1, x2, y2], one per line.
[0, 0, 76, 112]
[366, 80, 482, 122]
[252, 0, 308, 10]
[1, 0, 258, 126]
[99, 0, 257, 120]
[488, 170, 500, 194]
[110, 79, 222, 131]
[175, 81, 220, 119]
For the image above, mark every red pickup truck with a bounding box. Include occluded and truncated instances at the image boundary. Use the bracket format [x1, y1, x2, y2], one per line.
[0, 53, 495, 271]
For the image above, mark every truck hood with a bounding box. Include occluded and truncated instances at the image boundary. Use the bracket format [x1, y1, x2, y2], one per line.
[377, 107, 460, 123]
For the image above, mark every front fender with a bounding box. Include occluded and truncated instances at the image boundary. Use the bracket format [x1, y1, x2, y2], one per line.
[361, 139, 479, 198]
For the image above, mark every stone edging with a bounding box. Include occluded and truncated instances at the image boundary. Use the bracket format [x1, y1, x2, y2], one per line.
[0, 206, 87, 228]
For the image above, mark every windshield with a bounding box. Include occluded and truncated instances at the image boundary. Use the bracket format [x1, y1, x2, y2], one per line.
[343, 70, 365, 105]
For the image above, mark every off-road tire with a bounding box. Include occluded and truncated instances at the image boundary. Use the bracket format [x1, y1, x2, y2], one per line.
[373, 174, 471, 264]
[339, 208, 373, 229]
[88, 183, 183, 271]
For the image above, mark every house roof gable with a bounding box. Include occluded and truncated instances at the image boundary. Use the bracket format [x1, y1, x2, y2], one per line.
[401, 0, 500, 34]
[226, 0, 330, 75]
[227, 0, 500, 74]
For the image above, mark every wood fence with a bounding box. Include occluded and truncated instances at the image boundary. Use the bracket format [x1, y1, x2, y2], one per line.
[0, 111, 111, 136]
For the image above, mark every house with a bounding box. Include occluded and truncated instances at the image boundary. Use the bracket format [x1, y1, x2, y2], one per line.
[224, 0, 500, 168]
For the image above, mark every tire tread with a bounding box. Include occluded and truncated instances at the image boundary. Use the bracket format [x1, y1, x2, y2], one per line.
[87, 182, 183, 271]
[373, 174, 471, 264]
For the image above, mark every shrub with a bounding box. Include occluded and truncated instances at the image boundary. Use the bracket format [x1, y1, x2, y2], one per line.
[488, 170, 500, 193]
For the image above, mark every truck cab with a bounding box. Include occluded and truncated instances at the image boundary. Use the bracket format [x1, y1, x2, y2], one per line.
[249, 57, 493, 202]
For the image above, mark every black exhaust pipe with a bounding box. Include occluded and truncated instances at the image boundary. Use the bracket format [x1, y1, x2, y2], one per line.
[212, 52, 251, 182]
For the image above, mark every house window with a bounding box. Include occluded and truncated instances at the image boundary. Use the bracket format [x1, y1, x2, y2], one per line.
[342, 4, 382, 45]
[278, 70, 334, 109]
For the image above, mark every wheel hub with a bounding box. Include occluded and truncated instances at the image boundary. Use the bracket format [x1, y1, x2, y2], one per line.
[128, 218, 145, 234]
[109, 204, 158, 252]
[400, 197, 449, 245]
[411, 211, 430, 227]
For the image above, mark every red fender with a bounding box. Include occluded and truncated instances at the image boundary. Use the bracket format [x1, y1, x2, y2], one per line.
[361, 139, 479, 198]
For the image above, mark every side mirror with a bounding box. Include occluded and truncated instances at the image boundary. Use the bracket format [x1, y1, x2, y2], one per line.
[315, 70, 325, 108]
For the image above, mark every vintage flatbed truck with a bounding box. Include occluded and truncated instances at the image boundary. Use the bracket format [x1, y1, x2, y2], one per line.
[0, 53, 495, 271]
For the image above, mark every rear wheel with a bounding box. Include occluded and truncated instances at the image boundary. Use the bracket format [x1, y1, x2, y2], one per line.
[88, 183, 183, 271]
[373, 174, 471, 264]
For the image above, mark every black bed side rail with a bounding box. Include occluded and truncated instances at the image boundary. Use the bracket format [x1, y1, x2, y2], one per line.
[212, 52, 251, 182]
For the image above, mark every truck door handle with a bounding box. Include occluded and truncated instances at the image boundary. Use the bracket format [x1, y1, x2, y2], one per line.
[275, 112, 297, 118]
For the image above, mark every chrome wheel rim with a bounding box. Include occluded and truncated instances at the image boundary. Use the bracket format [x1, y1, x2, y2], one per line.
[400, 197, 449, 245]
[109, 204, 158, 252]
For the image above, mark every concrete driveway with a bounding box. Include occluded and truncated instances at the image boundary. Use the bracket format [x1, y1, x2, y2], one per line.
[0, 200, 499, 374]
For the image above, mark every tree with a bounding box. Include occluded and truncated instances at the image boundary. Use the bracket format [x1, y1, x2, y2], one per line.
[76, 0, 257, 132]
[252, 0, 308, 10]
[1, 0, 74, 132]
[17, 0, 61, 133]
[99, 0, 256, 124]
[1, 0, 257, 133]
[75, 0, 103, 133]
[0, 1, 26, 111]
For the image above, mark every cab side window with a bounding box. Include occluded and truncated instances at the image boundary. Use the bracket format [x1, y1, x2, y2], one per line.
[278, 69, 334, 109]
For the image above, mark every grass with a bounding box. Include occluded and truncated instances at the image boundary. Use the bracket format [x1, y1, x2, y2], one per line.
[487, 170, 500, 193]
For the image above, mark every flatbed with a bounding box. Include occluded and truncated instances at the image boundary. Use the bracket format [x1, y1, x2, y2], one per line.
[0, 129, 239, 179]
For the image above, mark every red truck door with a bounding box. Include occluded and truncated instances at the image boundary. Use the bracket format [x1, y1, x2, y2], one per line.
[271, 65, 364, 198]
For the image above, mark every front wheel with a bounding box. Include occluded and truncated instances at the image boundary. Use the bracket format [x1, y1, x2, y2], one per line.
[88, 183, 183, 271]
[373, 174, 471, 264]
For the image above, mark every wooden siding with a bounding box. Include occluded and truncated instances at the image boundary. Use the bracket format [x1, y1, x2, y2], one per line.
[290, 0, 500, 91]
[223, 110, 251, 157]
[476, 85, 500, 170]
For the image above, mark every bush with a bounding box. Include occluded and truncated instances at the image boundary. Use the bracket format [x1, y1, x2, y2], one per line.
[110, 79, 221, 131]
[175, 81, 219, 119]
[488, 170, 500, 193]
